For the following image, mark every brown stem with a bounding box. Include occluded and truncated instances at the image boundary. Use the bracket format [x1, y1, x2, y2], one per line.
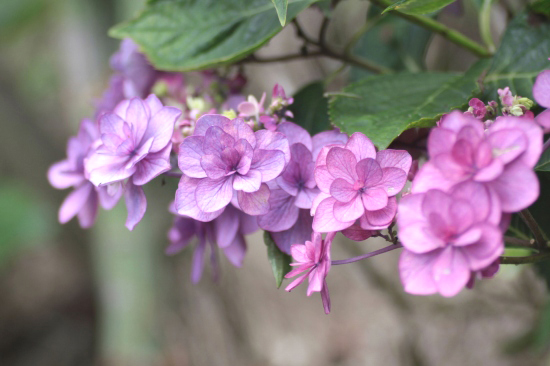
[504, 236, 536, 249]
[519, 209, 547, 251]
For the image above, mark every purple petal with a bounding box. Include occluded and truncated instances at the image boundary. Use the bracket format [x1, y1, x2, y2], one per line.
[333, 195, 365, 222]
[257, 189, 299, 231]
[201, 154, 228, 180]
[222, 234, 247, 267]
[175, 176, 224, 222]
[399, 249, 439, 295]
[254, 129, 290, 163]
[276, 122, 312, 150]
[311, 191, 331, 215]
[397, 193, 424, 227]
[271, 209, 313, 254]
[142, 106, 181, 152]
[124, 181, 147, 230]
[235, 139, 254, 175]
[191, 238, 207, 283]
[132, 144, 172, 185]
[97, 185, 123, 210]
[76, 187, 99, 229]
[450, 181, 500, 225]
[144, 94, 163, 115]
[487, 129, 527, 165]
[536, 109, 550, 132]
[356, 158, 383, 186]
[196, 177, 234, 212]
[326, 147, 358, 183]
[313, 197, 354, 232]
[341, 224, 375, 241]
[321, 282, 331, 314]
[474, 159, 503, 182]
[125, 98, 149, 145]
[314, 165, 334, 194]
[362, 187, 388, 211]
[86, 153, 135, 186]
[311, 129, 348, 161]
[251, 149, 286, 182]
[214, 208, 240, 248]
[48, 160, 85, 189]
[533, 70, 550, 108]
[193, 114, 227, 136]
[376, 167, 407, 197]
[486, 160, 539, 212]
[411, 162, 457, 194]
[427, 128, 455, 157]
[233, 170, 262, 192]
[203, 126, 235, 155]
[222, 118, 256, 147]
[295, 187, 319, 209]
[179, 136, 207, 178]
[237, 183, 270, 215]
[59, 183, 94, 224]
[99, 112, 126, 137]
[345, 132, 376, 160]
[461, 224, 503, 270]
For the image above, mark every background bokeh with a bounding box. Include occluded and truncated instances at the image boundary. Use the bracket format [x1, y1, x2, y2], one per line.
[1, 0, 549, 365]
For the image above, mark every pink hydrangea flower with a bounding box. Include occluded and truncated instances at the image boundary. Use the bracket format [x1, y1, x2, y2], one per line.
[466, 259, 500, 289]
[86, 95, 182, 229]
[412, 111, 542, 213]
[258, 123, 348, 253]
[533, 69, 550, 132]
[285, 232, 335, 314]
[398, 181, 504, 297]
[176, 115, 290, 220]
[167, 204, 258, 283]
[48, 119, 121, 228]
[312, 132, 412, 233]
[465, 98, 487, 119]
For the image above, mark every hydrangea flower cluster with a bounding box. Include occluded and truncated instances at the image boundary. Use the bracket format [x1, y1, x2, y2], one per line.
[49, 38, 549, 314]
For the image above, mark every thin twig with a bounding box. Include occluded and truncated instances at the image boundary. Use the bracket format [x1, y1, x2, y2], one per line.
[519, 209, 547, 251]
[332, 243, 402, 265]
[318, 16, 330, 48]
[504, 235, 536, 249]
[500, 251, 550, 265]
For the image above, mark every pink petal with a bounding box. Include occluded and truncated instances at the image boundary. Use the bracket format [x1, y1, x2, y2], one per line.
[87, 153, 135, 186]
[399, 249, 438, 296]
[311, 129, 348, 161]
[450, 181, 500, 225]
[223, 118, 257, 147]
[76, 189, 99, 228]
[294, 187, 319, 209]
[341, 224, 375, 241]
[376, 167, 407, 196]
[124, 181, 147, 230]
[196, 177, 234, 212]
[222, 234, 247, 267]
[333, 195, 365, 222]
[487, 129, 527, 165]
[376, 149, 412, 172]
[326, 147, 358, 183]
[345, 132, 376, 161]
[427, 127, 455, 157]
[360, 196, 397, 230]
[330, 178, 358, 203]
[178, 136, 207, 178]
[432, 246, 470, 297]
[411, 162, 456, 194]
[396, 193, 424, 227]
[99, 112, 126, 137]
[399, 222, 445, 253]
[125, 98, 149, 145]
[533, 70, 550, 108]
[272, 210, 313, 254]
[312, 197, 354, 232]
[474, 159, 503, 182]
[237, 183, 270, 215]
[233, 170, 262, 193]
[356, 158, 383, 186]
[254, 129, 290, 163]
[310, 191, 331, 216]
[486, 160, 539, 212]
[536, 109, 550, 132]
[214, 206, 240, 248]
[201, 154, 228, 180]
[314, 165, 334, 194]
[461, 224, 503, 270]
[362, 187, 388, 211]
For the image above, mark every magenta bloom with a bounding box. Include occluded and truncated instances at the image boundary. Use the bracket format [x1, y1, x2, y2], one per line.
[285, 232, 335, 314]
[258, 123, 347, 252]
[533, 69, 550, 131]
[86, 95, 182, 229]
[398, 181, 504, 297]
[167, 204, 258, 283]
[412, 111, 542, 212]
[312, 132, 412, 233]
[176, 115, 289, 220]
[48, 119, 121, 228]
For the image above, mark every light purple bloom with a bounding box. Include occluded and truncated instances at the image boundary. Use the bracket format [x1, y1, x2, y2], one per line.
[312, 132, 412, 233]
[533, 69, 550, 132]
[412, 111, 543, 213]
[176, 114, 290, 220]
[167, 204, 258, 283]
[285, 232, 335, 314]
[86, 94, 182, 229]
[48, 119, 121, 228]
[258, 123, 347, 253]
[498, 87, 514, 107]
[398, 181, 504, 297]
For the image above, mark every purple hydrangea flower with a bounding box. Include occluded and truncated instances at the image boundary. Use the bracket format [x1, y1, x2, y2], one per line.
[533, 69, 550, 132]
[398, 181, 504, 297]
[86, 94, 182, 229]
[258, 122, 348, 253]
[412, 111, 543, 213]
[48, 119, 121, 228]
[167, 204, 258, 283]
[285, 232, 335, 314]
[312, 132, 412, 233]
[176, 115, 290, 220]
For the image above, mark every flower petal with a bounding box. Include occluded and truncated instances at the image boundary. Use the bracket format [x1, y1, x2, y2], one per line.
[175, 176, 224, 221]
[178, 136, 207, 178]
[194, 114, 228, 136]
[533, 70, 550, 108]
[214, 206, 240, 248]
[124, 181, 147, 230]
[142, 106, 181, 152]
[313, 197, 354, 232]
[326, 147, 358, 183]
[487, 160, 539, 212]
[360, 196, 397, 230]
[237, 183, 271, 215]
[330, 178, 358, 203]
[257, 189, 299, 232]
[271, 209, 313, 254]
[48, 160, 85, 189]
[222, 234, 247, 267]
[376, 149, 412, 172]
[59, 183, 94, 224]
[251, 149, 286, 182]
[276, 122, 312, 150]
[233, 170, 262, 193]
[432, 246, 470, 297]
[362, 187, 388, 211]
[333, 195, 365, 222]
[399, 249, 439, 296]
[196, 177, 233, 212]
[254, 129, 290, 163]
[132, 144, 172, 185]
[345, 132, 376, 161]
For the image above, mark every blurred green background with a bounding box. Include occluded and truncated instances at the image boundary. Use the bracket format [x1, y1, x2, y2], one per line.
[1, 0, 549, 365]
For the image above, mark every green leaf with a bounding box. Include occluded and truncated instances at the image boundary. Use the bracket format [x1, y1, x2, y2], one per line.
[271, 0, 288, 26]
[288, 81, 330, 135]
[536, 146, 550, 172]
[329, 63, 486, 149]
[350, 7, 433, 81]
[531, 0, 550, 17]
[383, 0, 457, 15]
[480, 12, 550, 101]
[110, 0, 317, 71]
[264, 231, 291, 288]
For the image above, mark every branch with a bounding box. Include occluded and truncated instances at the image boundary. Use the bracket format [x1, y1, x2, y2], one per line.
[500, 251, 550, 265]
[368, 0, 492, 58]
[332, 243, 402, 265]
[519, 209, 547, 251]
[504, 235, 536, 249]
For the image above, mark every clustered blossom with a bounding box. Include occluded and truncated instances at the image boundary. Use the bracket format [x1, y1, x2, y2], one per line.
[285, 232, 334, 314]
[312, 132, 412, 234]
[401, 108, 544, 296]
[49, 36, 550, 313]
